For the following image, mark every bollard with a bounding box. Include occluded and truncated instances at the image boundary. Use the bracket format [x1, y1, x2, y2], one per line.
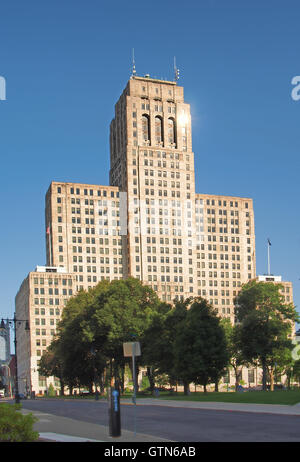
[108, 383, 121, 437]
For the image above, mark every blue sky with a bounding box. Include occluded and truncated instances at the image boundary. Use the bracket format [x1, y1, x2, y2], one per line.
[0, 0, 299, 324]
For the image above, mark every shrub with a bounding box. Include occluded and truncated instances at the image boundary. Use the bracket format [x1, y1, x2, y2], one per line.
[140, 376, 150, 390]
[0, 403, 39, 442]
[48, 383, 56, 397]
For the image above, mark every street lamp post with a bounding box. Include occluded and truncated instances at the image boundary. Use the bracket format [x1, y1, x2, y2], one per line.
[1, 364, 12, 398]
[0, 315, 30, 404]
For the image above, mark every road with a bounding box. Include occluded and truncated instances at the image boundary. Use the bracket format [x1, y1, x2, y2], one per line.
[20, 398, 300, 442]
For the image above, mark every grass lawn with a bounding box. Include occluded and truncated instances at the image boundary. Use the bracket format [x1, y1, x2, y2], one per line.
[142, 390, 300, 405]
[36, 389, 300, 406]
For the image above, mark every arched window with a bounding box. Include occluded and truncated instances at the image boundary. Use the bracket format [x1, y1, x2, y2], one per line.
[142, 115, 150, 142]
[168, 118, 176, 146]
[155, 116, 163, 145]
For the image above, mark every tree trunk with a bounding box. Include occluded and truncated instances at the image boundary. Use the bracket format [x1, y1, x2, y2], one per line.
[214, 381, 219, 392]
[234, 367, 241, 391]
[99, 373, 105, 395]
[183, 381, 190, 395]
[269, 367, 274, 392]
[287, 371, 291, 391]
[262, 358, 267, 391]
[203, 383, 207, 393]
[120, 366, 125, 393]
[146, 366, 155, 393]
[60, 380, 65, 396]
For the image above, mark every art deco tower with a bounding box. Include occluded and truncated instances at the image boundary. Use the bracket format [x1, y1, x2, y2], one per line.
[109, 75, 197, 301]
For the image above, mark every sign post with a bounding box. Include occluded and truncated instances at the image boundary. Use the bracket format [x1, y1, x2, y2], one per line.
[123, 341, 141, 437]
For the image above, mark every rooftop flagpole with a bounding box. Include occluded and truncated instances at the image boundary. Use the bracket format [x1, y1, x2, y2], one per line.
[267, 238, 271, 275]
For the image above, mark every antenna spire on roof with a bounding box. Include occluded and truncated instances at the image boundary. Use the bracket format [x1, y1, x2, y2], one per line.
[174, 56, 179, 82]
[132, 48, 137, 76]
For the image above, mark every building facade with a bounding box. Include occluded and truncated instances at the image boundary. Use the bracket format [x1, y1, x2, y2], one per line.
[256, 274, 293, 304]
[15, 266, 76, 395]
[16, 73, 294, 394]
[45, 75, 256, 323]
[45, 183, 124, 292]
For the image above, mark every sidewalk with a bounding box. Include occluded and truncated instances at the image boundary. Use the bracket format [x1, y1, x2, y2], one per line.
[21, 407, 172, 442]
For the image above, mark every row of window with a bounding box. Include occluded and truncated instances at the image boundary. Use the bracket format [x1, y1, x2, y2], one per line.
[69, 207, 120, 215]
[34, 308, 60, 315]
[71, 247, 122, 255]
[136, 149, 186, 160]
[140, 85, 173, 96]
[196, 198, 249, 208]
[58, 218, 120, 227]
[72, 257, 122, 264]
[34, 298, 65, 306]
[57, 186, 119, 198]
[139, 114, 177, 144]
[206, 227, 252, 235]
[35, 329, 55, 336]
[142, 180, 189, 189]
[34, 318, 59, 326]
[34, 288, 72, 295]
[137, 198, 191, 207]
[33, 278, 73, 286]
[140, 103, 176, 113]
[70, 237, 122, 245]
[198, 244, 242, 252]
[70, 198, 120, 207]
[73, 266, 123, 274]
[69, 226, 122, 236]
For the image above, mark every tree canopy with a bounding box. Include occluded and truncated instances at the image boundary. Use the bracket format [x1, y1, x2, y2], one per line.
[39, 277, 298, 395]
[173, 298, 229, 392]
[234, 280, 299, 390]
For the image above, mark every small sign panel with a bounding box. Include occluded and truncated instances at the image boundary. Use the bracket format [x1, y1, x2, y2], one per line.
[123, 342, 141, 357]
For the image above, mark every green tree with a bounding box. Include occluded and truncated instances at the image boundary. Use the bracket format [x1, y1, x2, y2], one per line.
[140, 302, 173, 392]
[81, 278, 161, 383]
[293, 359, 300, 386]
[235, 280, 298, 391]
[221, 318, 249, 391]
[38, 339, 65, 395]
[47, 383, 56, 397]
[44, 278, 162, 393]
[141, 299, 191, 392]
[174, 298, 229, 392]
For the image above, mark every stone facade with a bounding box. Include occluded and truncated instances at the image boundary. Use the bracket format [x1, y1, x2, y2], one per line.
[15, 266, 76, 395]
[15, 74, 294, 393]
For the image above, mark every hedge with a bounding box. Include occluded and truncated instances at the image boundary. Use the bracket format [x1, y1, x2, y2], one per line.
[0, 403, 39, 442]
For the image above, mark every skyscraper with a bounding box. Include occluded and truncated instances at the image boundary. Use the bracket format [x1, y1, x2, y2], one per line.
[15, 73, 296, 395]
[45, 74, 256, 322]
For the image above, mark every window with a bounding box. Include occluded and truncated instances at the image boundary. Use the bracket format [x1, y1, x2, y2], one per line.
[168, 118, 176, 146]
[155, 116, 163, 145]
[248, 369, 255, 383]
[141, 115, 150, 141]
